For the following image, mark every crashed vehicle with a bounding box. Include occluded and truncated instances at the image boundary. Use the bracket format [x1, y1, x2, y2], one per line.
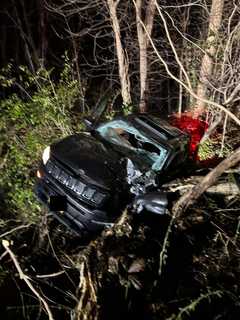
[35, 114, 190, 236]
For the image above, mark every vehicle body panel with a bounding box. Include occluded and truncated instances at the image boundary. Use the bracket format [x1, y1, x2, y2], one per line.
[35, 114, 190, 236]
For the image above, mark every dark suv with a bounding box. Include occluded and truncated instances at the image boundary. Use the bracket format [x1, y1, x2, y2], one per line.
[35, 114, 189, 236]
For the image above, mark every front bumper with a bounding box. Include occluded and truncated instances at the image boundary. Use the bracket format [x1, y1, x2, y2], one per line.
[35, 173, 113, 236]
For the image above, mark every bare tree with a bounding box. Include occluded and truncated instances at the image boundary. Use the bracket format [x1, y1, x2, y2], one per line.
[106, 0, 132, 106]
[194, 0, 225, 116]
[10, 0, 238, 122]
[39, 0, 48, 67]
[136, 1, 240, 125]
[135, 0, 156, 112]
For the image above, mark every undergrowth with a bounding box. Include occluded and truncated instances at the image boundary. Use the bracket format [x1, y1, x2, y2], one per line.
[0, 61, 82, 223]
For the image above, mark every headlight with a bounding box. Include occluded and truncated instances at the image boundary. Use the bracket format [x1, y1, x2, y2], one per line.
[42, 146, 51, 165]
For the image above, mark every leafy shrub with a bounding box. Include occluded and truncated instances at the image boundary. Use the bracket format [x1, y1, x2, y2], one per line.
[0, 62, 82, 223]
[198, 138, 233, 161]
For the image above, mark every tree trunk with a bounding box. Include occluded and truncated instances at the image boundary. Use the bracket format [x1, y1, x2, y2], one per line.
[39, 0, 48, 68]
[136, 0, 156, 113]
[107, 0, 132, 106]
[194, 0, 225, 116]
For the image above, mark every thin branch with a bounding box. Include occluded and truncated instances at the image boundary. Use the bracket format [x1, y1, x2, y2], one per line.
[36, 271, 65, 279]
[2, 240, 54, 320]
[137, 11, 240, 126]
[154, 1, 193, 91]
[0, 223, 32, 239]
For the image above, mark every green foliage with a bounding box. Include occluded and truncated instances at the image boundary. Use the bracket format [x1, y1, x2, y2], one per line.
[105, 103, 134, 120]
[105, 109, 117, 120]
[198, 138, 233, 161]
[0, 61, 81, 223]
[122, 103, 134, 116]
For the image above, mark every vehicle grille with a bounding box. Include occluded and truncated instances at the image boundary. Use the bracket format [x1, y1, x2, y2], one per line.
[45, 159, 107, 207]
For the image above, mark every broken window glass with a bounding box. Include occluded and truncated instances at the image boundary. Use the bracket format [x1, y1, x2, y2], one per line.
[96, 120, 168, 171]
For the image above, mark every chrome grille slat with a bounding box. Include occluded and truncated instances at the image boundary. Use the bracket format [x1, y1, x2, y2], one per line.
[45, 160, 107, 206]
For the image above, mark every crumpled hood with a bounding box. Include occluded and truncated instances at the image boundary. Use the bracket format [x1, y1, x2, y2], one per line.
[51, 133, 124, 189]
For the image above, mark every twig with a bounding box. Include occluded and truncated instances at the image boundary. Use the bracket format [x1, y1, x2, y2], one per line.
[0, 223, 32, 239]
[154, 2, 192, 90]
[220, 114, 228, 156]
[168, 290, 223, 320]
[233, 218, 240, 245]
[200, 112, 222, 143]
[2, 240, 54, 320]
[136, 2, 240, 126]
[36, 271, 65, 279]
[0, 251, 8, 261]
[159, 214, 175, 276]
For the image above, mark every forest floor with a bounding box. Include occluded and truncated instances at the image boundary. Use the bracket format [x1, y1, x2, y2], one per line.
[0, 114, 240, 320]
[0, 171, 240, 320]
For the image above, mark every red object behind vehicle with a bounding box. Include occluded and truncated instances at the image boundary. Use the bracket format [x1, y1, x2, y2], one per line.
[170, 114, 208, 158]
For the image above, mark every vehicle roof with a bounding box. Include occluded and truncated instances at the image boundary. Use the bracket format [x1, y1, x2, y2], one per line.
[125, 113, 188, 140]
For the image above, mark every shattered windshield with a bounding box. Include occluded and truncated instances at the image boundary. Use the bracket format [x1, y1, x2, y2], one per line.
[96, 120, 168, 171]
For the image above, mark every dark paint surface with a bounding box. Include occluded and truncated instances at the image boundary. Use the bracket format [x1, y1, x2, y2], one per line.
[51, 133, 123, 190]
[36, 114, 190, 235]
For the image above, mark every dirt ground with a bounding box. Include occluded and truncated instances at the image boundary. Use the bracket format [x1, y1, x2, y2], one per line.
[1, 185, 239, 320]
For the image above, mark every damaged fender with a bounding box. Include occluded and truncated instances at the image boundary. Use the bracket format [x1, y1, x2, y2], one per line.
[126, 158, 157, 195]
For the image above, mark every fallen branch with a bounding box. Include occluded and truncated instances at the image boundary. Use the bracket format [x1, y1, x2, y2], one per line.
[2, 240, 54, 320]
[0, 223, 32, 239]
[163, 176, 239, 196]
[173, 147, 240, 216]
